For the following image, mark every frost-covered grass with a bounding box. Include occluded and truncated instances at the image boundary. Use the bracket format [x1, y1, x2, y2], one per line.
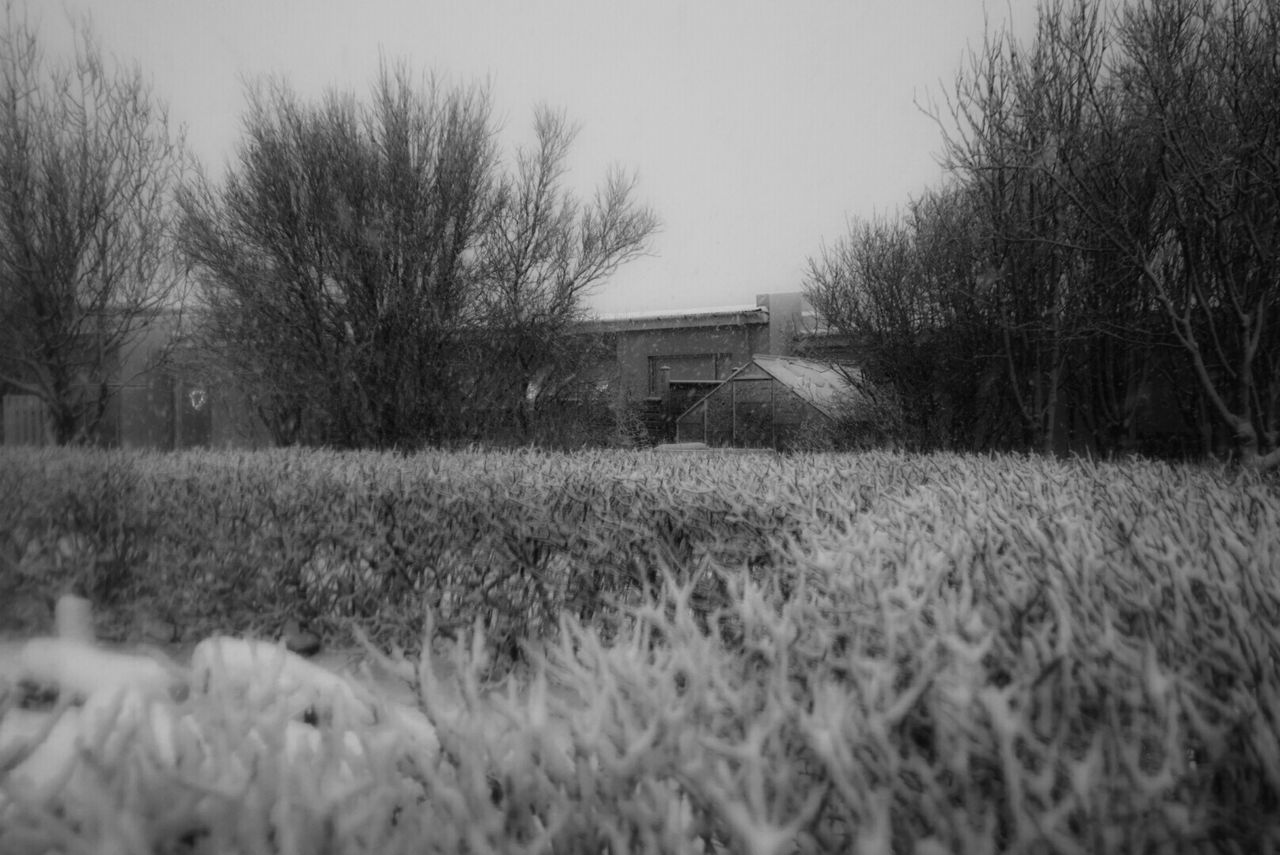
[1, 447, 1278, 852]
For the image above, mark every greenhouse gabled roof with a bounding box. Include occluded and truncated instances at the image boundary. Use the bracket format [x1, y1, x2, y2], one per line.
[675, 355, 871, 424]
[750, 355, 863, 420]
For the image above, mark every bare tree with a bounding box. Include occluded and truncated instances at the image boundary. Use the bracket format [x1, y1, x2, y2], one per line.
[806, 183, 1019, 451]
[473, 107, 658, 439]
[180, 65, 498, 448]
[931, 0, 1251, 461]
[183, 71, 655, 449]
[0, 7, 186, 444]
[806, 215, 938, 447]
[812, 0, 1277, 464]
[1107, 0, 1280, 467]
[1021, 0, 1280, 467]
[937, 0, 1128, 454]
[906, 184, 1018, 449]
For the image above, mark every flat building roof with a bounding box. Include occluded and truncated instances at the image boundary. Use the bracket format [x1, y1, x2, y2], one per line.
[578, 304, 768, 333]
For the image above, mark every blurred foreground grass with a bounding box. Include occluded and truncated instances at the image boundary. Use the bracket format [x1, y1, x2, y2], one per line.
[1, 447, 1278, 853]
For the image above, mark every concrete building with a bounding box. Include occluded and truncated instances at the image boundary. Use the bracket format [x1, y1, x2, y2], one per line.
[577, 292, 845, 442]
[1, 292, 840, 449]
[2, 312, 268, 449]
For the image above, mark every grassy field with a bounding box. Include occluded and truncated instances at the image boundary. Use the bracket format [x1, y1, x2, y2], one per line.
[1, 447, 1278, 853]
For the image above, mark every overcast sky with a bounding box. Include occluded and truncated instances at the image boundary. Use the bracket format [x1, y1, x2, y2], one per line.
[32, 1, 1032, 315]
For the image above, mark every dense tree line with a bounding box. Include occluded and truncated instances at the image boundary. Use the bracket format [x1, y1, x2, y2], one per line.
[181, 68, 657, 449]
[2, 7, 655, 449]
[808, 0, 1279, 468]
[0, 6, 187, 444]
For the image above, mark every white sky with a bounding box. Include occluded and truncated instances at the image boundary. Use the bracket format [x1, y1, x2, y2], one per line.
[31, 1, 1033, 315]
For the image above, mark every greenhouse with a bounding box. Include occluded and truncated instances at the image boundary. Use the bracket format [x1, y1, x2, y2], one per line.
[674, 355, 876, 449]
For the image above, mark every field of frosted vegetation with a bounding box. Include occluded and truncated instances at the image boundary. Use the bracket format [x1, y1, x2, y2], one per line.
[1, 447, 1278, 853]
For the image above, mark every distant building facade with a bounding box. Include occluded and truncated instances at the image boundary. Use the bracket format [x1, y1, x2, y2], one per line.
[0, 291, 850, 450]
[1, 288, 1215, 454]
[1, 311, 269, 450]
[578, 292, 846, 443]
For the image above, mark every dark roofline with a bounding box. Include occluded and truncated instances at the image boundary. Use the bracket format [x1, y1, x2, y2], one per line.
[576, 305, 768, 334]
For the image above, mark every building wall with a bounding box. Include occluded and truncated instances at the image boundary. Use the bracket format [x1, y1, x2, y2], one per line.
[756, 291, 807, 356]
[579, 312, 771, 402]
[582, 292, 822, 404]
[104, 316, 223, 449]
[3, 292, 831, 449]
[619, 325, 766, 399]
[589, 294, 835, 445]
[0, 311, 267, 450]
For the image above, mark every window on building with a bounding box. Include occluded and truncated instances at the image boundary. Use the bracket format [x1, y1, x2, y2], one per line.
[649, 353, 733, 395]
